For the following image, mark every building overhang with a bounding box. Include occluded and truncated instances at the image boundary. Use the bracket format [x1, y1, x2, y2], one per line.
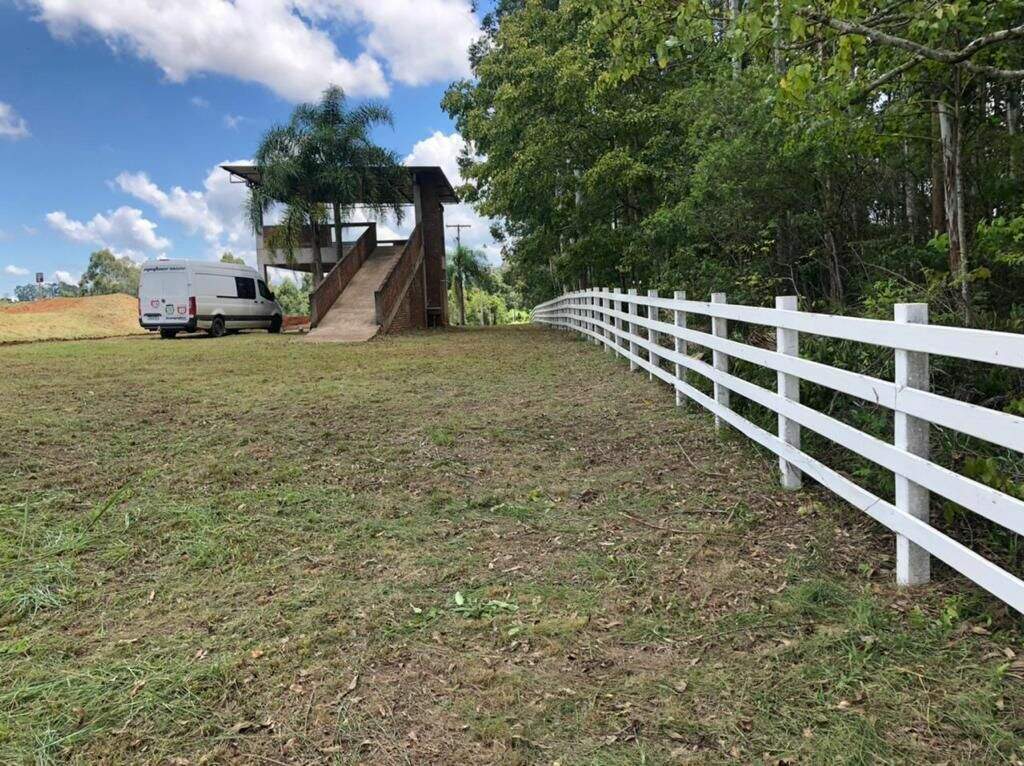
[221, 164, 460, 205]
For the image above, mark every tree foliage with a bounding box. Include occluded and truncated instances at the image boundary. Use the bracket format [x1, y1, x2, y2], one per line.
[448, 245, 492, 325]
[272, 274, 312, 316]
[444, 0, 1024, 319]
[78, 249, 140, 296]
[444, 0, 1024, 547]
[220, 251, 246, 265]
[249, 86, 405, 283]
[14, 282, 77, 302]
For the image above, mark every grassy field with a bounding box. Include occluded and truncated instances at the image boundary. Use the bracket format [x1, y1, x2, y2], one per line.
[1, 326, 1023, 765]
[0, 295, 147, 343]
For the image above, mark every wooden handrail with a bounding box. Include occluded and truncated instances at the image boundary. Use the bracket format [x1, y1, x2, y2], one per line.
[374, 224, 424, 331]
[309, 223, 377, 327]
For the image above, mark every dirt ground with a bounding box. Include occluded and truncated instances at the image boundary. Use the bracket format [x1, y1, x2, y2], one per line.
[1, 326, 1022, 765]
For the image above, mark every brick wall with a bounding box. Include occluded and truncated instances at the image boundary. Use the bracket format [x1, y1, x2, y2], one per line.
[385, 262, 427, 334]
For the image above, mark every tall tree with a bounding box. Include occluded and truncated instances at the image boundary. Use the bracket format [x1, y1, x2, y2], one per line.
[248, 86, 405, 285]
[78, 249, 140, 296]
[601, 0, 1024, 311]
[448, 245, 491, 325]
[447, 0, 1024, 322]
[220, 251, 245, 265]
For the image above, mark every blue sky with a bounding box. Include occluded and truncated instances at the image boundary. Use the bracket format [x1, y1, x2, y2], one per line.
[0, 0, 496, 296]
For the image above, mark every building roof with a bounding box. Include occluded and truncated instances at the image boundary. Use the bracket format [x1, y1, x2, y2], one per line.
[221, 164, 460, 205]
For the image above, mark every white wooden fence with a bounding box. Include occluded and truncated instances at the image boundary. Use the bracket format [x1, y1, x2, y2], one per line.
[532, 288, 1024, 615]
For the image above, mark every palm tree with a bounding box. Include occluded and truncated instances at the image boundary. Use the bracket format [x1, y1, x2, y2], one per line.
[248, 86, 406, 284]
[448, 245, 490, 325]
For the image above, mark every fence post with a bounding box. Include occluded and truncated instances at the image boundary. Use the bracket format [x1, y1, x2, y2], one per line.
[615, 289, 626, 356]
[628, 289, 639, 371]
[711, 293, 730, 431]
[648, 289, 659, 380]
[589, 290, 597, 344]
[585, 290, 593, 342]
[895, 302, 931, 586]
[602, 288, 612, 353]
[776, 295, 802, 489]
[674, 290, 687, 407]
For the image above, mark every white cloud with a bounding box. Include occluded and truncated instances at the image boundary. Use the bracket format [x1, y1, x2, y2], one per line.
[190, 96, 209, 108]
[114, 161, 256, 260]
[24, 1, 479, 101]
[0, 102, 30, 140]
[46, 206, 171, 259]
[404, 131, 501, 262]
[4, 265, 29, 276]
[301, 0, 478, 86]
[22, 225, 38, 236]
[222, 114, 245, 130]
[114, 171, 221, 241]
[54, 270, 78, 285]
[25, 0, 389, 101]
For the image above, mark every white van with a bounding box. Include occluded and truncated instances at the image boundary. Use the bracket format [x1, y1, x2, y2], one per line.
[138, 260, 283, 339]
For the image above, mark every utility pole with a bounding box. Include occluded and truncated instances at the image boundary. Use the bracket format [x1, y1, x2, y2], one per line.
[446, 223, 471, 249]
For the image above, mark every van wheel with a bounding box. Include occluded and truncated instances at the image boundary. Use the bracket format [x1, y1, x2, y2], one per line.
[268, 315, 282, 334]
[159, 329, 178, 339]
[208, 316, 226, 338]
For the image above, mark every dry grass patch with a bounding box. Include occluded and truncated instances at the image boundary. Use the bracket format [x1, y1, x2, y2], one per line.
[1, 327, 1022, 764]
[0, 294, 146, 343]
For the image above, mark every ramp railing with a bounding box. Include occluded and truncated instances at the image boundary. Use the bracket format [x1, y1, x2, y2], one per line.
[375, 223, 425, 332]
[533, 288, 1024, 614]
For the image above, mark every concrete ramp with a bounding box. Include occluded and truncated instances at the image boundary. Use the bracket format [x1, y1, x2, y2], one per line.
[304, 245, 402, 343]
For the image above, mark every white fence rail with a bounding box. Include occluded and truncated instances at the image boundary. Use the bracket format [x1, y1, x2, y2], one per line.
[532, 288, 1024, 614]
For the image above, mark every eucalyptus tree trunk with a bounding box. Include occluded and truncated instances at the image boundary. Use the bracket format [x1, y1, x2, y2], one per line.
[731, 0, 743, 78]
[772, 0, 785, 74]
[937, 97, 969, 309]
[822, 177, 844, 307]
[1009, 86, 1020, 181]
[332, 202, 343, 265]
[930, 105, 945, 236]
[903, 141, 918, 243]
[457, 274, 466, 326]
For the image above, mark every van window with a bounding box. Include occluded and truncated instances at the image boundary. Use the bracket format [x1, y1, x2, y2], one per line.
[258, 280, 274, 300]
[235, 277, 256, 300]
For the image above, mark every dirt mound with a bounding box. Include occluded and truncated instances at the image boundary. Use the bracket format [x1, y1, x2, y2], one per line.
[0, 293, 146, 343]
[3, 296, 130, 315]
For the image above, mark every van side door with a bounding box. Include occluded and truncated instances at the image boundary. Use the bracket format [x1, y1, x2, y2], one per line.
[233, 276, 263, 328]
[257, 278, 277, 324]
